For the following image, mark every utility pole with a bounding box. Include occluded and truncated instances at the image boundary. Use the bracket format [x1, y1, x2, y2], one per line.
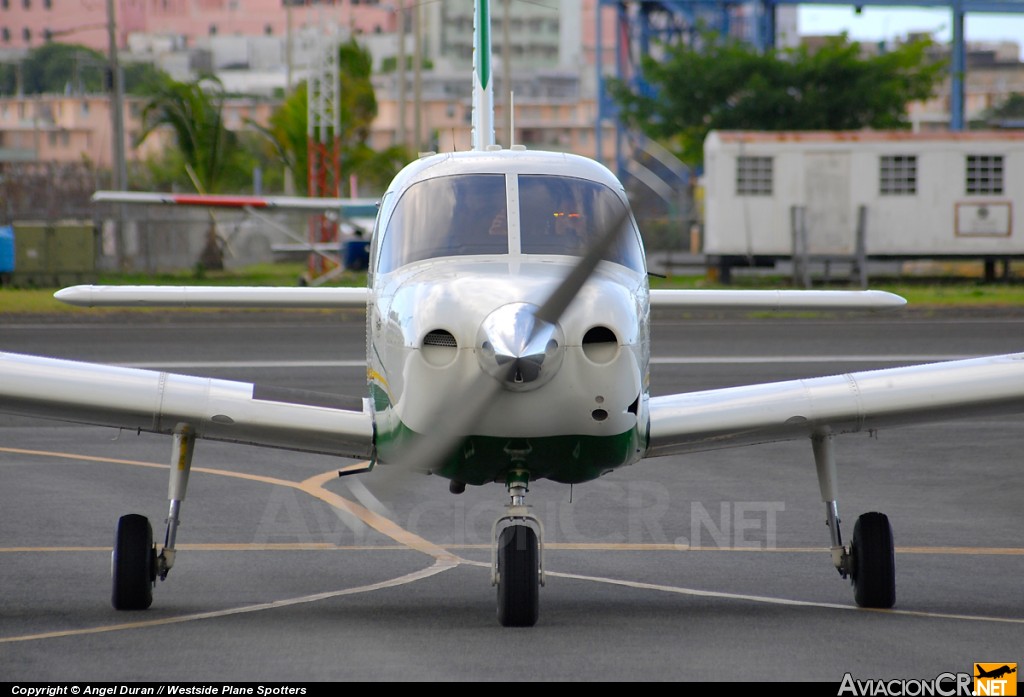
[412, 1, 422, 152]
[106, 0, 127, 268]
[396, 1, 406, 148]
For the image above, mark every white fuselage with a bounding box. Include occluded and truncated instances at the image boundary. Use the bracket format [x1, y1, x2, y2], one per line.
[366, 149, 650, 485]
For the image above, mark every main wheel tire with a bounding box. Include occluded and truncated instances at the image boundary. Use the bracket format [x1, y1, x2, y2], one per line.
[496, 525, 539, 627]
[850, 511, 895, 609]
[112, 514, 156, 611]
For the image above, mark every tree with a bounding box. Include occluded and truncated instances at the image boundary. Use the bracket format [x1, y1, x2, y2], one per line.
[262, 39, 411, 196]
[137, 74, 253, 195]
[610, 35, 946, 164]
[0, 42, 166, 96]
[978, 92, 1024, 126]
[136, 75, 255, 268]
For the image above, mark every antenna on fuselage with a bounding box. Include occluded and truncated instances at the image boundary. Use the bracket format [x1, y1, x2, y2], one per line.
[471, 0, 495, 151]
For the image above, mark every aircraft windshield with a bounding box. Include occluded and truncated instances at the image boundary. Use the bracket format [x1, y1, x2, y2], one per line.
[518, 175, 644, 271]
[377, 174, 508, 274]
[376, 172, 643, 273]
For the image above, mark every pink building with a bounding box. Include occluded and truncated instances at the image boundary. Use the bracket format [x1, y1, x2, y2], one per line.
[0, 0, 396, 52]
[0, 92, 275, 167]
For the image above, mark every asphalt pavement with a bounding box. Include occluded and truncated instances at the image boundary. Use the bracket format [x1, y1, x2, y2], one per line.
[1, 309, 1022, 681]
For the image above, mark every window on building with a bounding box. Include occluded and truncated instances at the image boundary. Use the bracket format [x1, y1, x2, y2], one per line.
[1, 28, 9, 43]
[966, 155, 1003, 195]
[209, 24, 217, 36]
[43, 0, 50, 8]
[21, 0, 28, 9]
[264, 24, 272, 36]
[736, 156, 773, 195]
[22, 26, 29, 42]
[879, 155, 917, 195]
[1, 0, 8, 9]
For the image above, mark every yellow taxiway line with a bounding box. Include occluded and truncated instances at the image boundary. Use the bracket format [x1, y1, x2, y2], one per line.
[3, 444, 1024, 643]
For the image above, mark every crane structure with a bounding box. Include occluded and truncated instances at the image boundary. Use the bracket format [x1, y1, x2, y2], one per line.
[306, 22, 342, 283]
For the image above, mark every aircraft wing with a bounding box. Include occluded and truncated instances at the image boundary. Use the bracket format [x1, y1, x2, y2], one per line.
[91, 191, 376, 213]
[647, 352, 1024, 457]
[0, 352, 374, 459]
[54, 287, 901, 311]
[649, 289, 906, 312]
[55, 285, 369, 309]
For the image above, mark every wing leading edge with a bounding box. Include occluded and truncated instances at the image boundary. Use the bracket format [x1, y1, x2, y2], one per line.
[55, 285, 369, 309]
[649, 289, 906, 312]
[647, 352, 1024, 457]
[55, 287, 902, 312]
[0, 352, 373, 459]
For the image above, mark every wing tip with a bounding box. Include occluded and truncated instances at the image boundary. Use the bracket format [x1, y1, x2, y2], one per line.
[54, 285, 92, 307]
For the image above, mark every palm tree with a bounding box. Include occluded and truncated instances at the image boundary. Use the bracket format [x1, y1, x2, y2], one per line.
[137, 75, 245, 269]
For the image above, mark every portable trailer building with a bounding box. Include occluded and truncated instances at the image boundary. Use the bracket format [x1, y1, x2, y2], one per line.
[703, 130, 1024, 281]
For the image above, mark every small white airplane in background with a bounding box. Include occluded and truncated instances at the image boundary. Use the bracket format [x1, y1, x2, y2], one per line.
[91, 190, 380, 280]
[4, 0, 1024, 627]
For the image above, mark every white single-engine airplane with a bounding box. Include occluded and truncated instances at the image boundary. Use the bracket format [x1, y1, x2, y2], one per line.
[4, 1, 1024, 627]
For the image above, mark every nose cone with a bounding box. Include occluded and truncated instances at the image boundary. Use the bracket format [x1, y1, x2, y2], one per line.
[477, 302, 564, 391]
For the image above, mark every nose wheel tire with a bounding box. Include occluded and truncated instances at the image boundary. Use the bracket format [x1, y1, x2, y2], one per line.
[496, 525, 540, 627]
[850, 511, 895, 609]
[112, 514, 157, 610]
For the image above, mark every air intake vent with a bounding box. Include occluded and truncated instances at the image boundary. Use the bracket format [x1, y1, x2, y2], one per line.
[423, 330, 457, 348]
[582, 326, 618, 364]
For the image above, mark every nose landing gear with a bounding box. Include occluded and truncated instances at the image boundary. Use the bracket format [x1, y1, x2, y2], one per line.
[492, 470, 544, 627]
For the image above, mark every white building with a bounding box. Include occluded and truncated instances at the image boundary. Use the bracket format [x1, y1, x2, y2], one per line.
[703, 130, 1024, 278]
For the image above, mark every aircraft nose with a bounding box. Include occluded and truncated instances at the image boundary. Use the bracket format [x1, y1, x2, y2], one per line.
[477, 302, 564, 391]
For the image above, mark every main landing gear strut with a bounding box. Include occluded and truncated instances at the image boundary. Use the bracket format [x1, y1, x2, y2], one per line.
[491, 469, 544, 627]
[812, 431, 895, 609]
[111, 423, 195, 610]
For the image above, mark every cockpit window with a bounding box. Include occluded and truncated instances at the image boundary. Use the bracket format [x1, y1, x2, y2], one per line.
[375, 171, 644, 274]
[518, 175, 644, 272]
[377, 174, 508, 273]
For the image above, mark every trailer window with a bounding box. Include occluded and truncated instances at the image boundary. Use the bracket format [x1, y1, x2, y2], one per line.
[736, 156, 773, 195]
[966, 155, 1003, 195]
[880, 155, 917, 195]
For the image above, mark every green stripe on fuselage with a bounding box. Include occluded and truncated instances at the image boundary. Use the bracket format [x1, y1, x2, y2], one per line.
[375, 417, 643, 486]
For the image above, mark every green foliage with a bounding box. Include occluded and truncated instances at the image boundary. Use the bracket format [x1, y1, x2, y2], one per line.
[262, 39, 412, 195]
[0, 42, 166, 96]
[123, 61, 170, 95]
[136, 74, 254, 194]
[981, 93, 1024, 122]
[379, 55, 434, 73]
[610, 35, 946, 164]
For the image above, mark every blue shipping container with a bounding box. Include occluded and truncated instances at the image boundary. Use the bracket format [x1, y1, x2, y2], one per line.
[0, 226, 14, 274]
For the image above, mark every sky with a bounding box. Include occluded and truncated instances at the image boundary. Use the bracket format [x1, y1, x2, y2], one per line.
[798, 5, 1024, 57]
